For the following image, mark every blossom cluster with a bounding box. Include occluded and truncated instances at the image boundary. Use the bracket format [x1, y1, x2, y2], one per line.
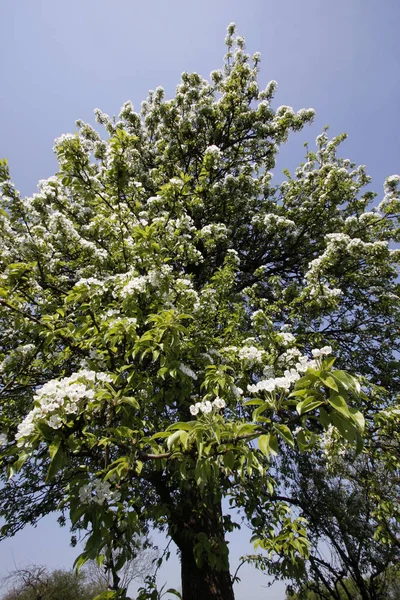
[190, 397, 226, 416]
[320, 424, 347, 468]
[311, 346, 332, 358]
[248, 368, 300, 394]
[79, 479, 121, 505]
[180, 363, 198, 380]
[237, 345, 264, 365]
[15, 370, 112, 445]
[248, 347, 332, 396]
[0, 343, 36, 373]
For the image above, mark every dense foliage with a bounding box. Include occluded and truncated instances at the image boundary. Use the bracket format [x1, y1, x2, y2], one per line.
[0, 24, 399, 600]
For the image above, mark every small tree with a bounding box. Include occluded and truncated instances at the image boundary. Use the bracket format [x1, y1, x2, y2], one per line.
[84, 537, 159, 593]
[0, 23, 399, 600]
[1, 565, 105, 600]
[281, 445, 400, 599]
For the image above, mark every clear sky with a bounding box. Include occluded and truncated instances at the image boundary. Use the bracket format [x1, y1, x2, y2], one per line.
[0, 0, 399, 598]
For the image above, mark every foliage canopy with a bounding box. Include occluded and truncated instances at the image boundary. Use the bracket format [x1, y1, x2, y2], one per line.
[0, 23, 399, 600]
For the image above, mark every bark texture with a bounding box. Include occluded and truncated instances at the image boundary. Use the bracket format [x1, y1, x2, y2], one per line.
[180, 541, 235, 600]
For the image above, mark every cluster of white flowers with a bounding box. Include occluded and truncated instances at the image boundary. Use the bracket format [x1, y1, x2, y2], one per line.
[378, 174, 400, 213]
[312, 346, 332, 358]
[119, 265, 174, 299]
[276, 105, 295, 117]
[252, 213, 296, 235]
[0, 433, 7, 445]
[169, 177, 184, 187]
[79, 479, 121, 505]
[48, 212, 108, 261]
[248, 368, 301, 394]
[384, 174, 400, 194]
[75, 277, 106, 294]
[174, 278, 200, 312]
[263, 365, 275, 378]
[226, 248, 240, 265]
[306, 233, 388, 292]
[308, 284, 343, 301]
[199, 223, 228, 247]
[248, 347, 332, 396]
[190, 397, 226, 416]
[278, 332, 296, 345]
[250, 309, 264, 323]
[122, 275, 148, 295]
[0, 344, 36, 373]
[204, 145, 222, 159]
[210, 69, 223, 83]
[15, 370, 112, 445]
[320, 424, 347, 465]
[231, 384, 243, 397]
[108, 316, 138, 329]
[238, 345, 264, 365]
[179, 363, 197, 380]
[294, 355, 317, 373]
[53, 133, 75, 151]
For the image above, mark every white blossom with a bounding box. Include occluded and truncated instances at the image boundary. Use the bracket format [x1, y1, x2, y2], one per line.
[204, 145, 222, 159]
[231, 385, 243, 397]
[213, 397, 226, 410]
[48, 415, 62, 429]
[15, 370, 112, 445]
[311, 346, 333, 358]
[238, 345, 263, 365]
[201, 400, 213, 414]
[179, 364, 197, 380]
[78, 479, 120, 505]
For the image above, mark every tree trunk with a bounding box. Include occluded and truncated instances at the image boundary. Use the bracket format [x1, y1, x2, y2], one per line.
[151, 472, 235, 600]
[180, 540, 235, 600]
[170, 492, 235, 600]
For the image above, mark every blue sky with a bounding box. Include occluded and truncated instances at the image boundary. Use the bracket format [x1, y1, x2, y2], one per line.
[0, 0, 399, 598]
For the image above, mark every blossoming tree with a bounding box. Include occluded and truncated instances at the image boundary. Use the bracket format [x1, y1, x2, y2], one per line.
[0, 24, 399, 600]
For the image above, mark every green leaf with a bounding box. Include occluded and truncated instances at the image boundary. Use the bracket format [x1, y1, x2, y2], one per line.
[349, 407, 365, 432]
[273, 424, 294, 447]
[243, 399, 265, 406]
[319, 374, 339, 392]
[296, 430, 311, 452]
[237, 424, 257, 437]
[330, 413, 356, 444]
[332, 370, 361, 394]
[49, 437, 62, 460]
[166, 588, 182, 599]
[223, 451, 235, 470]
[73, 551, 90, 573]
[93, 591, 117, 600]
[70, 503, 88, 525]
[46, 441, 65, 482]
[296, 397, 324, 415]
[120, 396, 140, 409]
[180, 430, 189, 449]
[319, 407, 331, 428]
[36, 421, 56, 441]
[167, 421, 193, 431]
[167, 431, 182, 450]
[328, 394, 350, 418]
[13, 451, 31, 473]
[258, 434, 278, 458]
[289, 389, 313, 398]
[253, 402, 272, 421]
